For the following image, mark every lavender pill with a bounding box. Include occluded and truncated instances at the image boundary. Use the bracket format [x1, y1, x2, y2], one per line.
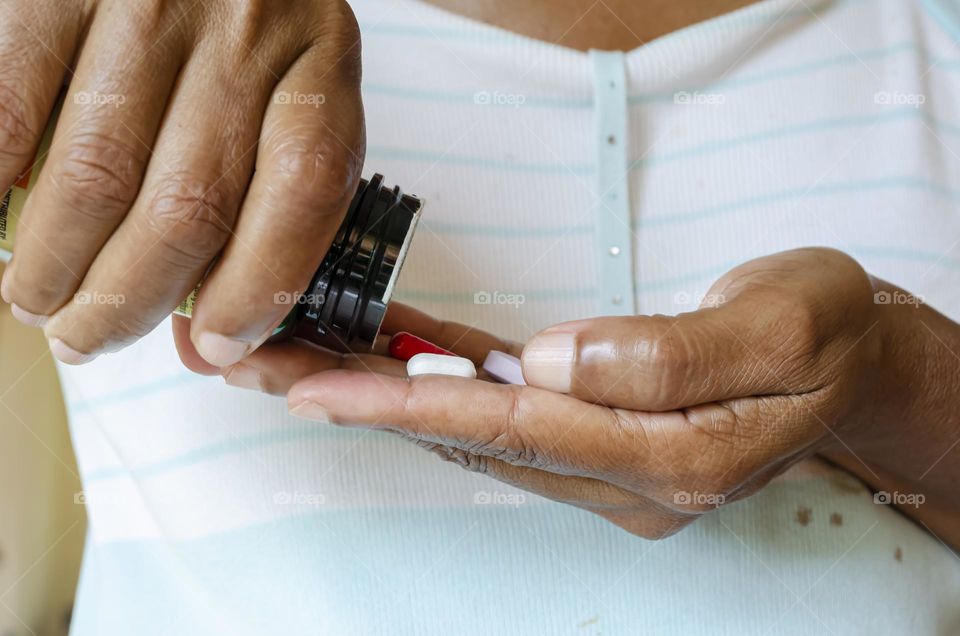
[482, 351, 527, 385]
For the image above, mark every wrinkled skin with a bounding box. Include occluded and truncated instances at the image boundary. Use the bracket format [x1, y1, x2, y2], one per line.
[181, 248, 960, 546]
[0, 0, 365, 367]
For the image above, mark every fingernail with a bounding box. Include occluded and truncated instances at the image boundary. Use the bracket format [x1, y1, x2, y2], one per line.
[196, 332, 250, 367]
[522, 332, 575, 393]
[224, 365, 263, 391]
[0, 269, 11, 304]
[289, 401, 333, 423]
[48, 338, 99, 365]
[10, 304, 48, 327]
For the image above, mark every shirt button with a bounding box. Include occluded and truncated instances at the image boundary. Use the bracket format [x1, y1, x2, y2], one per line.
[611, 295, 623, 305]
[609, 246, 621, 256]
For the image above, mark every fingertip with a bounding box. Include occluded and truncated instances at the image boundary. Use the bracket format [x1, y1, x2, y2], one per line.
[10, 303, 48, 328]
[172, 316, 221, 375]
[521, 331, 575, 394]
[195, 331, 251, 368]
[48, 338, 99, 366]
[222, 364, 265, 391]
[288, 400, 333, 423]
[1, 267, 12, 304]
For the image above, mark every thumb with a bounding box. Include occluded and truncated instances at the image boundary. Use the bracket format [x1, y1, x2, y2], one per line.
[520, 295, 799, 411]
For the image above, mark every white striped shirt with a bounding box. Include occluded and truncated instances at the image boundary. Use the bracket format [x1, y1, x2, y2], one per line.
[62, 1, 960, 633]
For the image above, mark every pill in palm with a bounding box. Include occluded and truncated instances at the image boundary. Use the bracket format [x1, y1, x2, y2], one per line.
[407, 353, 477, 379]
[388, 331, 455, 361]
[482, 350, 527, 385]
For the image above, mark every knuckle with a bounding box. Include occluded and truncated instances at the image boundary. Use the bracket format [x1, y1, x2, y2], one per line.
[637, 317, 695, 409]
[145, 177, 235, 265]
[51, 133, 143, 214]
[330, 0, 361, 39]
[487, 387, 546, 468]
[4, 265, 69, 312]
[263, 134, 361, 218]
[684, 403, 748, 450]
[127, 0, 174, 34]
[60, 303, 151, 352]
[0, 81, 40, 164]
[314, 0, 362, 53]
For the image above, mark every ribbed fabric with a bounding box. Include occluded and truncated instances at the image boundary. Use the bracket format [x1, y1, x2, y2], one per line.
[61, 1, 960, 634]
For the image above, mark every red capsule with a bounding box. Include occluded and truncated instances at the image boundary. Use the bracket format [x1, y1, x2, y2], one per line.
[388, 331, 455, 361]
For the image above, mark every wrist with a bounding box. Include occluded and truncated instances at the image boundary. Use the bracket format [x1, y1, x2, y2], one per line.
[838, 276, 959, 477]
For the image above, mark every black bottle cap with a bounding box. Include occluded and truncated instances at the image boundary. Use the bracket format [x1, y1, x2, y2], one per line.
[283, 174, 423, 353]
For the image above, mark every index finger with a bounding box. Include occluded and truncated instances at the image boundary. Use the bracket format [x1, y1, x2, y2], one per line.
[189, 37, 365, 367]
[286, 369, 651, 482]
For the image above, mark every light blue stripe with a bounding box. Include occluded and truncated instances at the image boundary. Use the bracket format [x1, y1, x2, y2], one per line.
[363, 42, 960, 111]
[366, 145, 593, 175]
[83, 427, 340, 483]
[637, 262, 742, 292]
[421, 175, 959, 235]
[396, 287, 596, 304]
[68, 372, 206, 414]
[629, 42, 960, 105]
[363, 82, 592, 109]
[921, 0, 960, 41]
[636, 109, 959, 169]
[849, 245, 960, 270]
[368, 109, 959, 175]
[639, 176, 960, 227]
[422, 219, 591, 237]
[399, 241, 960, 304]
[639, 248, 960, 291]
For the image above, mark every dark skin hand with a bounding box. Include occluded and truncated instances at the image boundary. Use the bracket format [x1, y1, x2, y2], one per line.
[0, 0, 365, 367]
[3, 0, 759, 362]
[176, 248, 960, 548]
